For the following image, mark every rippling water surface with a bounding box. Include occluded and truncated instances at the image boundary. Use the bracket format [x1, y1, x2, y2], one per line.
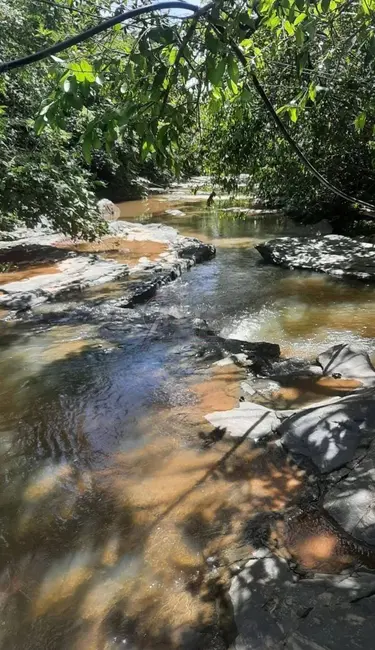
[1, 195, 375, 649]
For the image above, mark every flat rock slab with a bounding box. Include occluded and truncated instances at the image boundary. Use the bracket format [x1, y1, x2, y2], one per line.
[324, 439, 375, 545]
[0, 221, 215, 314]
[205, 402, 280, 440]
[229, 550, 375, 650]
[317, 343, 375, 382]
[0, 255, 129, 311]
[256, 235, 375, 281]
[279, 389, 375, 473]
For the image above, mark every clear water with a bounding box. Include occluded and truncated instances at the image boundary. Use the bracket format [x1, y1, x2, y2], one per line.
[0, 195, 375, 649]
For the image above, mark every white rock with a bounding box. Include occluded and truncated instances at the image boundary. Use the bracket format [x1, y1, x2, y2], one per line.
[317, 343, 375, 383]
[256, 235, 375, 281]
[205, 402, 280, 440]
[97, 198, 121, 221]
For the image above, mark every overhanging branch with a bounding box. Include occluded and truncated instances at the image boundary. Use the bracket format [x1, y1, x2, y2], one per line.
[0, 1, 206, 73]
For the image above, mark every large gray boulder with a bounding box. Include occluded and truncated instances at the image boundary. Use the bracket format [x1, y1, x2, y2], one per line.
[97, 198, 120, 221]
[324, 439, 375, 545]
[279, 389, 375, 473]
[317, 344, 375, 383]
[256, 234, 375, 281]
[229, 550, 375, 650]
[205, 402, 280, 441]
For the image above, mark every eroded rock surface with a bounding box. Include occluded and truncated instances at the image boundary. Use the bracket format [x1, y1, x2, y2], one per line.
[279, 389, 375, 473]
[256, 235, 375, 281]
[324, 439, 375, 545]
[229, 550, 375, 650]
[0, 221, 215, 315]
[205, 402, 280, 441]
[317, 343, 375, 383]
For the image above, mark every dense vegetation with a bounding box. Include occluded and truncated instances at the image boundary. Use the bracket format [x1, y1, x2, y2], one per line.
[1, 0, 375, 236]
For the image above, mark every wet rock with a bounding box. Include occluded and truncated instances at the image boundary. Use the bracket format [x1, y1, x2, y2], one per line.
[0, 222, 216, 316]
[229, 550, 375, 650]
[97, 198, 121, 221]
[177, 238, 216, 264]
[205, 402, 280, 441]
[317, 344, 375, 383]
[121, 272, 179, 308]
[257, 357, 322, 379]
[256, 235, 375, 281]
[193, 321, 280, 365]
[324, 439, 375, 545]
[0, 255, 130, 311]
[280, 389, 375, 473]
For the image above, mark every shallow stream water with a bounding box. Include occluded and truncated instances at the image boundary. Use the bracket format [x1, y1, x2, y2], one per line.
[1, 195, 375, 648]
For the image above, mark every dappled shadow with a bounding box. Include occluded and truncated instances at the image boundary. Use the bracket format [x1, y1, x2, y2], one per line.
[0, 414, 303, 649]
[231, 551, 375, 650]
[277, 388, 375, 474]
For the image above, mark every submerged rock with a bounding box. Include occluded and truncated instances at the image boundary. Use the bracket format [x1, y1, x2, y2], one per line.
[279, 389, 375, 473]
[193, 320, 280, 366]
[256, 234, 375, 281]
[317, 343, 375, 383]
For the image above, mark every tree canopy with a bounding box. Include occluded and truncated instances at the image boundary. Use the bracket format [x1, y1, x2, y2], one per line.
[1, 0, 375, 235]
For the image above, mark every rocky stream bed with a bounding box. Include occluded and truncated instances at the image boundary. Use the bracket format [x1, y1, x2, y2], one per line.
[2, 205, 375, 650]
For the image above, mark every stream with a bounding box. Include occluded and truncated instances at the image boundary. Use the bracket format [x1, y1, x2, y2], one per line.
[1, 194, 375, 649]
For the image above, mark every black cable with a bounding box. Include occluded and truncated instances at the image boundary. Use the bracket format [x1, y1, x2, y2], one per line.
[3, 0, 374, 216]
[0, 1, 205, 73]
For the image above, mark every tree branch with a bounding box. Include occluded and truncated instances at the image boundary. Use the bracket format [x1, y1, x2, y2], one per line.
[0, 1, 205, 73]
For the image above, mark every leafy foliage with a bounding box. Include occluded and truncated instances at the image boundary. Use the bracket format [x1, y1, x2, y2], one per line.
[1, 0, 375, 233]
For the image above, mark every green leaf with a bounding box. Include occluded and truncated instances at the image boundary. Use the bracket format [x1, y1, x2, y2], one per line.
[362, 0, 370, 14]
[321, 0, 330, 12]
[295, 26, 304, 46]
[228, 78, 239, 95]
[34, 115, 47, 135]
[294, 12, 306, 26]
[207, 57, 226, 87]
[289, 107, 298, 122]
[168, 46, 178, 66]
[240, 38, 253, 48]
[308, 83, 317, 102]
[355, 112, 367, 132]
[241, 86, 252, 103]
[205, 30, 220, 54]
[284, 20, 295, 36]
[227, 57, 239, 83]
[265, 14, 280, 29]
[69, 60, 95, 83]
[82, 133, 92, 164]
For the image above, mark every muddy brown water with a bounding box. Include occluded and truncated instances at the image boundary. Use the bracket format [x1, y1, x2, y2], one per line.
[1, 196, 375, 648]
